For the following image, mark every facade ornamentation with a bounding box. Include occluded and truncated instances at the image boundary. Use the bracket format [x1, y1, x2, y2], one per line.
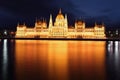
[16, 9, 106, 38]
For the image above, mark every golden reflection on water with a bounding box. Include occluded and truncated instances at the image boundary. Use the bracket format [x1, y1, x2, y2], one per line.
[48, 41, 68, 80]
[15, 40, 106, 80]
[68, 41, 106, 80]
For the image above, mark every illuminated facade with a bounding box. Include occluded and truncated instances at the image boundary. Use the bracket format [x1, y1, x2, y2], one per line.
[16, 9, 106, 38]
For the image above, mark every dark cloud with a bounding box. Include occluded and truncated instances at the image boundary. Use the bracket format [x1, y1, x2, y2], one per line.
[0, 8, 17, 26]
[0, 0, 120, 29]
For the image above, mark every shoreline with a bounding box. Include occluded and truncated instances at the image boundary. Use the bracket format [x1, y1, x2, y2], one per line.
[0, 37, 120, 41]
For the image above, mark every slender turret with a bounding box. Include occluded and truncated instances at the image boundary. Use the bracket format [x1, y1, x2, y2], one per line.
[49, 14, 53, 28]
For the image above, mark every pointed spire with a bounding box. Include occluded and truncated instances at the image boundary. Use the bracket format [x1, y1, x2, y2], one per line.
[49, 14, 53, 27]
[75, 18, 77, 22]
[23, 22, 25, 26]
[65, 14, 67, 19]
[65, 14, 68, 28]
[65, 14, 68, 22]
[45, 19, 47, 22]
[36, 17, 37, 22]
[95, 22, 97, 26]
[43, 18, 46, 22]
[17, 22, 19, 26]
[42, 18, 44, 22]
[59, 8, 62, 14]
[102, 22, 104, 26]
[50, 14, 52, 20]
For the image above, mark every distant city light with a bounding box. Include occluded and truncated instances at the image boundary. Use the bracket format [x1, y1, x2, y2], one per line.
[116, 30, 118, 35]
[4, 30, 7, 35]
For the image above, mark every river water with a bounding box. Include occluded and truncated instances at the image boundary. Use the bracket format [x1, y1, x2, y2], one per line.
[0, 39, 120, 80]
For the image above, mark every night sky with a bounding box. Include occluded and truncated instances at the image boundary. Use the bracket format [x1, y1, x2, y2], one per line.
[0, 0, 120, 30]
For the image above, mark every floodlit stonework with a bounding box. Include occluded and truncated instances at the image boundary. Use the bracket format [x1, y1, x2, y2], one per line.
[16, 9, 106, 38]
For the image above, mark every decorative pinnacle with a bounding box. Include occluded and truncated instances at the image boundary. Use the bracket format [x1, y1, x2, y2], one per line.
[59, 8, 62, 14]
[17, 22, 19, 26]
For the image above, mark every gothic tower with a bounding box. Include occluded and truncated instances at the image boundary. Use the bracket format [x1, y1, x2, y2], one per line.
[49, 14, 53, 28]
[49, 14, 53, 36]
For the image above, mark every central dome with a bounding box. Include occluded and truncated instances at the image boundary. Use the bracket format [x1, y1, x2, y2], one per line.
[56, 9, 64, 20]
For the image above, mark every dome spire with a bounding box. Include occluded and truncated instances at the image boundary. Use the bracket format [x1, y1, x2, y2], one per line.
[59, 8, 62, 14]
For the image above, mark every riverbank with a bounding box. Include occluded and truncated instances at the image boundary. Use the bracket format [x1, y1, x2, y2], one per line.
[0, 37, 120, 41]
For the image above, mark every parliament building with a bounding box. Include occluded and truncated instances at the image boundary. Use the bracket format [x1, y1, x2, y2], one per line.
[16, 9, 106, 38]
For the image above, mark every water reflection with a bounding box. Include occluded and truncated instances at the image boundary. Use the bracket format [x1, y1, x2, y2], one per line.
[68, 41, 106, 80]
[1, 40, 120, 80]
[48, 41, 68, 80]
[107, 41, 120, 66]
[115, 41, 119, 67]
[15, 40, 49, 80]
[106, 41, 120, 80]
[15, 40, 106, 80]
[2, 39, 8, 80]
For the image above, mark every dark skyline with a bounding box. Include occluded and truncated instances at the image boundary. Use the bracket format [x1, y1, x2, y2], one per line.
[0, 0, 120, 30]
